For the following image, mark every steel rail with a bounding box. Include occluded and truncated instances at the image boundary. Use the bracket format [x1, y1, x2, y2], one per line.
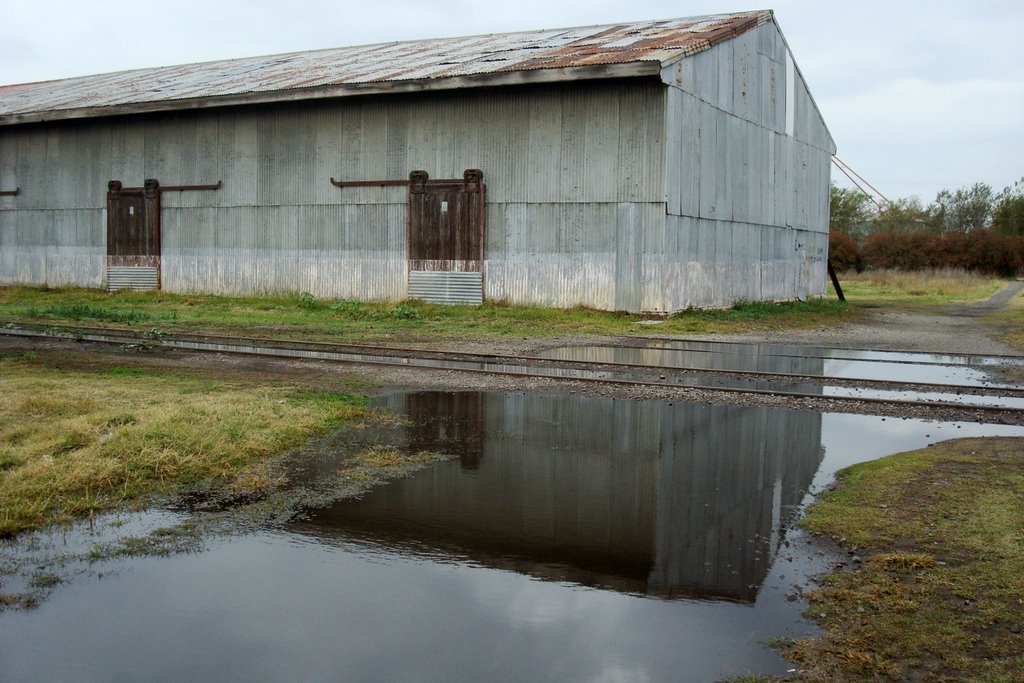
[2, 325, 1023, 416]
[3, 322, 1021, 398]
[622, 333, 1024, 366]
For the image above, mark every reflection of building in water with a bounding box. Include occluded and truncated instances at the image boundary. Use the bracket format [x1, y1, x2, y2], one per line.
[294, 391, 823, 602]
[542, 345, 828, 392]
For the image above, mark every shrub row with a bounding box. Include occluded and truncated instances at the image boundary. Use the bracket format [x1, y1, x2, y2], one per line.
[829, 230, 1024, 276]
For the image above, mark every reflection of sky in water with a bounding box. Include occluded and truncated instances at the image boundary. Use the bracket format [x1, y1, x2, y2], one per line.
[0, 529, 811, 682]
[541, 344, 1022, 389]
[2, 394, 1022, 683]
[821, 385, 1024, 409]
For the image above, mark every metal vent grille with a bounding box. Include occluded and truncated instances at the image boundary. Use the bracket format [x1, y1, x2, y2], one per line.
[408, 271, 483, 305]
[106, 266, 159, 291]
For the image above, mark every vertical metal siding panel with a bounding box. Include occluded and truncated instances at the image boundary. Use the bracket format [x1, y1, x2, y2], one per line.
[665, 87, 683, 216]
[0, 208, 16, 284]
[383, 102, 410, 181]
[457, 92, 486, 173]
[109, 120, 138, 185]
[715, 109, 732, 222]
[405, 95, 437, 177]
[715, 221, 734, 304]
[480, 92, 529, 204]
[293, 109, 318, 207]
[187, 117, 221, 208]
[314, 103, 343, 206]
[717, 40, 734, 112]
[643, 85, 667, 205]
[434, 97, 457, 178]
[679, 92, 700, 217]
[360, 101, 389, 183]
[639, 202, 667, 312]
[766, 130, 777, 227]
[745, 120, 760, 225]
[15, 131, 41, 210]
[732, 32, 753, 123]
[222, 112, 258, 207]
[260, 113, 280, 208]
[619, 84, 663, 204]
[583, 88, 619, 203]
[772, 56, 786, 135]
[0, 132, 16, 191]
[726, 114, 744, 224]
[527, 90, 562, 203]
[758, 54, 772, 132]
[73, 122, 109, 210]
[337, 103, 364, 198]
[558, 88, 587, 201]
[697, 100, 718, 219]
[688, 49, 716, 104]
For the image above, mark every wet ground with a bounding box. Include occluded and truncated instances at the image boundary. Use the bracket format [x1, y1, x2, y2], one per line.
[3, 282, 1024, 681]
[2, 384, 1023, 682]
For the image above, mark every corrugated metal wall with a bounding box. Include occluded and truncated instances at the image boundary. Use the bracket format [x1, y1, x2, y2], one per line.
[655, 22, 835, 311]
[0, 124, 106, 287]
[0, 81, 668, 308]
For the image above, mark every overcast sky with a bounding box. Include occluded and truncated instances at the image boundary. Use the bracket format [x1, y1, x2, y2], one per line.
[2, 0, 1021, 203]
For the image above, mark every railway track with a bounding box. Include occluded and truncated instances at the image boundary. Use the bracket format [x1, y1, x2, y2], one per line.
[4, 323, 1024, 420]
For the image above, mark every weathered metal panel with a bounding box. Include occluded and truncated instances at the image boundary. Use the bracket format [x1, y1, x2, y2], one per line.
[580, 91, 620, 203]
[408, 271, 483, 305]
[614, 203, 642, 311]
[106, 266, 158, 291]
[697, 101, 718, 220]
[0, 12, 774, 125]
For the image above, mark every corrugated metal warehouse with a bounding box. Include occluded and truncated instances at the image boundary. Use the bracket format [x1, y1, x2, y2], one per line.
[0, 10, 834, 312]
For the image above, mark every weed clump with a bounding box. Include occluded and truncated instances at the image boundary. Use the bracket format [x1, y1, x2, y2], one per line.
[20, 303, 152, 324]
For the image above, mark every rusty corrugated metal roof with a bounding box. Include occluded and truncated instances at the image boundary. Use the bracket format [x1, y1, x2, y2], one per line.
[0, 11, 771, 125]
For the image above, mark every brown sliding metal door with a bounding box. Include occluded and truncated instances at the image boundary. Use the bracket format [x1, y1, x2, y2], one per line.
[106, 179, 161, 291]
[407, 169, 485, 305]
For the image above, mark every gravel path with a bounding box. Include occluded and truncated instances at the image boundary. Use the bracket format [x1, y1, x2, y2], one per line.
[658, 281, 1024, 358]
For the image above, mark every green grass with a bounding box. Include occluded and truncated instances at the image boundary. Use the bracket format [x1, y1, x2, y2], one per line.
[791, 437, 1024, 681]
[0, 352, 369, 536]
[0, 286, 855, 342]
[18, 303, 161, 324]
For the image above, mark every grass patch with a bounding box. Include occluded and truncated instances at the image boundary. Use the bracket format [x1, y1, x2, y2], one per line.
[990, 287, 1024, 351]
[791, 437, 1024, 681]
[0, 286, 854, 342]
[19, 303, 158, 324]
[832, 268, 1005, 306]
[0, 353, 368, 536]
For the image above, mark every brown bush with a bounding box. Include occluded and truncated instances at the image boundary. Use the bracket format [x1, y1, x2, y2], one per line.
[859, 230, 1023, 276]
[828, 231, 861, 272]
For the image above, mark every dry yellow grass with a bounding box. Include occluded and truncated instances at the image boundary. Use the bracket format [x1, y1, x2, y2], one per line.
[0, 355, 367, 535]
[836, 268, 1004, 304]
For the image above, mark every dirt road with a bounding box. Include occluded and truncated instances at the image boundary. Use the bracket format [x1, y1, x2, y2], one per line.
[682, 280, 1024, 357]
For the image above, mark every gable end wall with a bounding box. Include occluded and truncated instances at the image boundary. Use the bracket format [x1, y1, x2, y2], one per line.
[654, 20, 835, 311]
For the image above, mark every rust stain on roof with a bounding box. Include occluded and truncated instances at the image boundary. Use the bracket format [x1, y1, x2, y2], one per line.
[0, 11, 771, 121]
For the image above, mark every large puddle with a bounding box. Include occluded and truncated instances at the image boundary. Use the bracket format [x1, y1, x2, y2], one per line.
[2, 391, 1023, 682]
